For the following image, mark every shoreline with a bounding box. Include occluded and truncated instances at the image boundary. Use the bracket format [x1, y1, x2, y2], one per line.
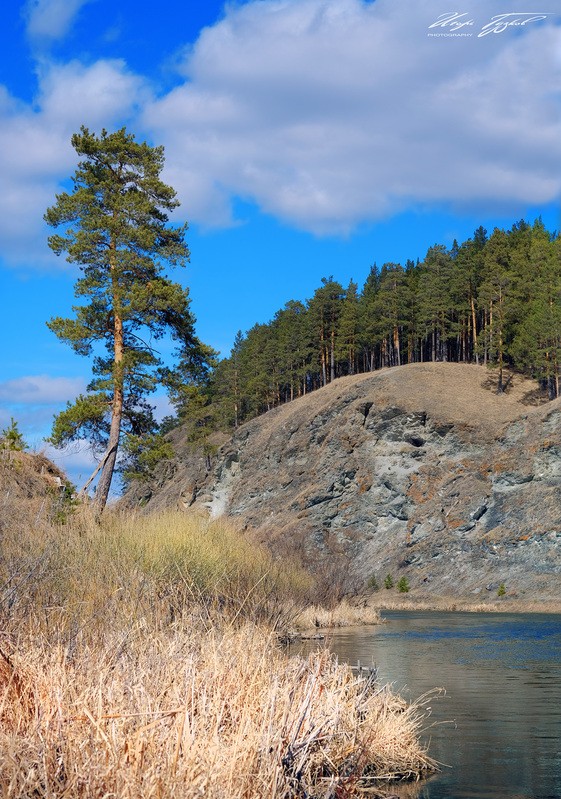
[368, 594, 561, 615]
[289, 596, 561, 638]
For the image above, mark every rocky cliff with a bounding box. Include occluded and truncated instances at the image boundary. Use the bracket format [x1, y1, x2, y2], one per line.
[125, 363, 561, 600]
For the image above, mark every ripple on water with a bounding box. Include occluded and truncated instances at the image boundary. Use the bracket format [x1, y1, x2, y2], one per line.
[298, 611, 561, 799]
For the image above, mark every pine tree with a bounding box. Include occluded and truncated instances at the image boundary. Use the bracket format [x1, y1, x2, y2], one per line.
[453, 228, 487, 364]
[308, 278, 345, 385]
[0, 418, 27, 451]
[274, 301, 313, 399]
[479, 228, 512, 392]
[372, 264, 410, 367]
[213, 331, 245, 428]
[358, 266, 380, 372]
[417, 245, 455, 362]
[511, 225, 561, 397]
[45, 127, 197, 511]
[336, 280, 360, 375]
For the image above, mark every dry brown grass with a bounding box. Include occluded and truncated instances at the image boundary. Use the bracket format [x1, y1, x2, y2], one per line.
[373, 596, 561, 615]
[0, 458, 437, 797]
[243, 364, 554, 455]
[0, 504, 311, 639]
[0, 623, 437, 798]
[294, 599, 382, 631]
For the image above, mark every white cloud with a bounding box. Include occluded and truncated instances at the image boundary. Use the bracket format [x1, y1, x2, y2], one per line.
[142, 0, 561, 233]
[25, 0, 92, 42]
[38, 59, 150, 129]
[151, 393, 174, 423]
[0, 59, 150, 267]
[3, 0, 561, 272]
[0, 374, 86, 404]
[0, 375, 86, 456]
[39, 439, 103, 491]
[41, 440, 97, 475]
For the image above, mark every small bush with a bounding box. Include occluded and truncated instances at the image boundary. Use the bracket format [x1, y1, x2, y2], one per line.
[397, 576, 410, 593]
[0, 418, 27, 451]
[384, 573, 394, 589]
[497, 583, 506, 597]
[367, 574, 379, 591]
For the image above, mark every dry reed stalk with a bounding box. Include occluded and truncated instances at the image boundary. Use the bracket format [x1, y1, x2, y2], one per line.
[371, 596, 561, 614]
[0, 645, 37, 734]
[294, 599, 382, 631]
[0, 624, 437, 798]
[0, 474, 436, 798]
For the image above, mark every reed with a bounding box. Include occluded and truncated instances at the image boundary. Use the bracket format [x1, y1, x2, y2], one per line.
[294, 598, 382, 630]
[0, 506, 311, 640]
[0, 622, 437, 798]
[0, 459, 437, 796]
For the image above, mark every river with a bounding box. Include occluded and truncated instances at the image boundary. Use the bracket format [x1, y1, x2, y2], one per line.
[296, 611, 561, 799]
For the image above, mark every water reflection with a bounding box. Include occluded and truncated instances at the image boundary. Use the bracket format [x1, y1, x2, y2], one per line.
[296, 612, 561, 799]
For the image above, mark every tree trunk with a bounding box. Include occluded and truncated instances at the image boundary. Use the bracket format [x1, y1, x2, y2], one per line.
[497, 320, 504, 394]
[381, 337, 387, 368]
[94, 330, 124, 511]
[471, 296, 479, 364]
[233, 367, 239, 429]
[94, 240, 124, 513]
[320, 330, 327, 386]
[483, 308, 489, 366]
[393, 326, 401, 367]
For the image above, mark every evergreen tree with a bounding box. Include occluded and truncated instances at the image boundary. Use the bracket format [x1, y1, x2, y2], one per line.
[213, 331, 245, 428]
[358, 266, 380, 372]
[511, 225, 561, 397]
[45, 127, 197, 511]
[0, 418, 27, 451]
[372, 264, 410, 367]
[417, 245, 455, 362]
[336, 280, 360, 375]
[274, 301, 313, 399]
[151, 216, 561, 442]
[453, 228, 487, 364]
[479, 228, 512, 391]
[308, 278, 345, 385]
[237, 323, 277, 416]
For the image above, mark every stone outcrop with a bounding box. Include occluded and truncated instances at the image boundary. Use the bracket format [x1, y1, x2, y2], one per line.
[124, 364, 561, 599]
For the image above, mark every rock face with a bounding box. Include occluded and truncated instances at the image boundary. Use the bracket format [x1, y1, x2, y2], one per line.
[125, 364, 561, 599]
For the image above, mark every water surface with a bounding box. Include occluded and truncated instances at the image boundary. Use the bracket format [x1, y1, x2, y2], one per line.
[297, 611, 561, 799]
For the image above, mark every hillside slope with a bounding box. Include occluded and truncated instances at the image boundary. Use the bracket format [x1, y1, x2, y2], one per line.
[0, 449, 71, 533]
[125, 364, 561, 600]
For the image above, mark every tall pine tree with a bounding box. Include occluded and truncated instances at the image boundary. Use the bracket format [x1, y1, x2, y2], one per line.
[45, 127, 197, 511]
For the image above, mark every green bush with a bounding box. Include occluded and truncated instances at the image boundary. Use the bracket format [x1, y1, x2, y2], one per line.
[397, 576, 410, 593]
[384, 573, 394, 590]
[0, 418, 27, 451]
[497, 583, 506, 597]
[367, 575, 379, 591]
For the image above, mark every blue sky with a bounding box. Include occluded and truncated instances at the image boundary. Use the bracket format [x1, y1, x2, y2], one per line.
[1, 0, 560, 486]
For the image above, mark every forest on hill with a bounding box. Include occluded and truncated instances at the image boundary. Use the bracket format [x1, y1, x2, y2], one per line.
[161, 218, 560, 462]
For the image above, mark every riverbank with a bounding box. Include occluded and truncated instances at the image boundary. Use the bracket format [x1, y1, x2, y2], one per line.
[289, 593, 561, 641]
[298, 610, 561, 798]
[0, 476, 437, 798]
[368, 594, 561, 615]
[293, 599, 382, 630]
[0, 619, 438, 798]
